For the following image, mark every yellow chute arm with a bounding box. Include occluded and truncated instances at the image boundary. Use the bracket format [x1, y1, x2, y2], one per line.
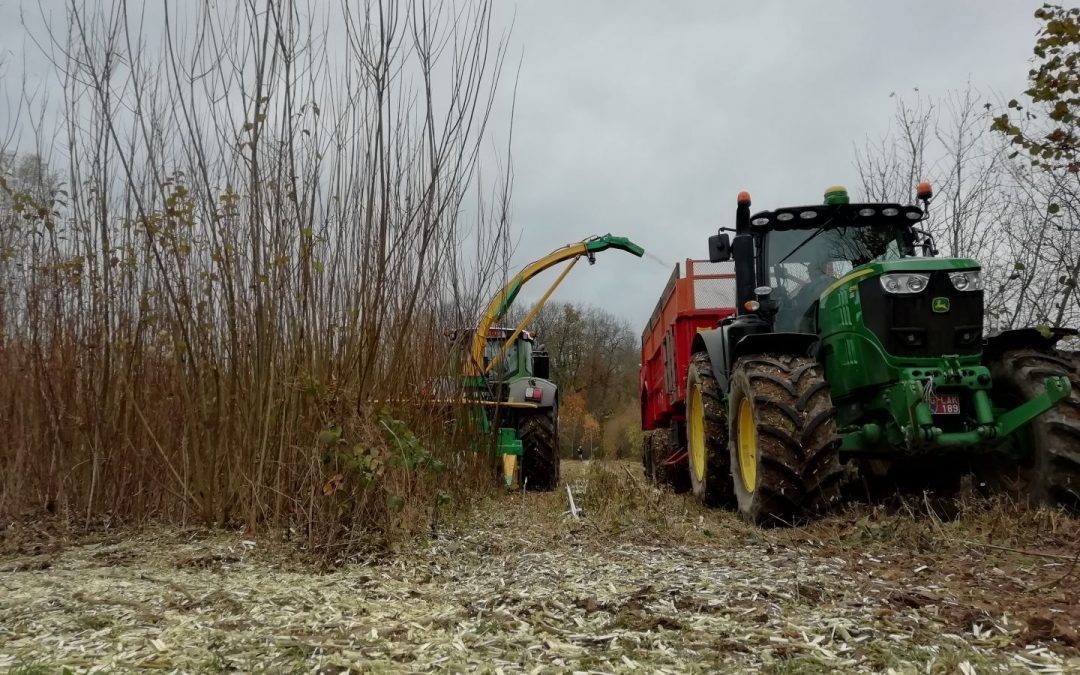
[467, 234, 644, 377]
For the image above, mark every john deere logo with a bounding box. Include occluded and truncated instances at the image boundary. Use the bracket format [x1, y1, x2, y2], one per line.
[932, 297, 950, 313]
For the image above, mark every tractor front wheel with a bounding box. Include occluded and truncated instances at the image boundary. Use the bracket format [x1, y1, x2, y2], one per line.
[990, 348, 1080, 512]
[728, 355, 842, 525]
[686, 352, 735, 507]
[519, 406, 560, 491]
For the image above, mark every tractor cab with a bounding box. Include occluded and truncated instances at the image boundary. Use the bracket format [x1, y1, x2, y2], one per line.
[448, 327, 550, 383]
[746, 194, 927, 333]
[709, 186, 931, 334]
[481, 327, 549, 380]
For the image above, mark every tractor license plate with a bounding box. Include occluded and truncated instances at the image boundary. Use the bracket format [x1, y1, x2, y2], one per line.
[930, 394, 961, 415]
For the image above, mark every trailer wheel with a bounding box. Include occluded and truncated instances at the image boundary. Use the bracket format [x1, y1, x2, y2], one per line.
[643, 430, 690, 492]
[990, 349, 1080, 513]
[642, 431, 655, 481]
[520, 406, 560, 491]
[686, 352, 735, 507]
[728, 354, 842, 525]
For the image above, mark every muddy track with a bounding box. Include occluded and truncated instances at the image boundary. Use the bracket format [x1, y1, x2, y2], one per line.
[1, 460, 1079, 673]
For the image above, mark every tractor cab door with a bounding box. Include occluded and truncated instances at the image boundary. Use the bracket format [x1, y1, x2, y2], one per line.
[483, 335, 534, 381]
[765, 230, 853, 333]
[764, 225, 908, 333]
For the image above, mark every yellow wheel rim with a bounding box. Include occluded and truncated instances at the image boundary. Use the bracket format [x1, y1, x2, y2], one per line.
[688, 382, 705, 482]
[737, 398, 757, 492]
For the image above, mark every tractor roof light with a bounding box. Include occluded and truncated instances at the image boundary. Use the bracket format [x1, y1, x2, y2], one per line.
[882, 208, 899, 216]
[799, 210, 818, 220]
[738, 191, 752, 206]
[858, 208, 876, 217]
[824, 185, 850, 205]
[751, 217, 770, 227]
[917, 181, 933, 201]
[776, 212, 795, 221]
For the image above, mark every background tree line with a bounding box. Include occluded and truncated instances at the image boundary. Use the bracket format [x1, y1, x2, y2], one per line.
[507, 300, 640, 459]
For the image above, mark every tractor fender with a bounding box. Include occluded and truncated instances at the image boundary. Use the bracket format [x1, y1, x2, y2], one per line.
[507, 377, 558, 409]
[983, 327, 1078, 360]
[732, 332, 819, 363]
[691, 327, 730, 392]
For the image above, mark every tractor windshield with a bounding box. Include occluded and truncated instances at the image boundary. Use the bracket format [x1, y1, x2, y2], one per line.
[484, 336, 533, 378]
[767, 224, 907, 332]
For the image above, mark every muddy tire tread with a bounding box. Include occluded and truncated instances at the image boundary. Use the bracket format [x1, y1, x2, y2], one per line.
[520, 408, 560, 491]
[729, 354, 842, 525]
[688, 352, 736, 507]
[991, 348, 1080, 512]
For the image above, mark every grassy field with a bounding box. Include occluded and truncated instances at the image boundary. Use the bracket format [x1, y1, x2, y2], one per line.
[2, 460, 1079, 673]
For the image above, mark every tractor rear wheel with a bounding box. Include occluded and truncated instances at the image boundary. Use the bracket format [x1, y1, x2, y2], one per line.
[519, 406, 560, 491]
[686, 352, 735, 507]
[990, 348, 1080, 512]
[728, 355, 843, 525]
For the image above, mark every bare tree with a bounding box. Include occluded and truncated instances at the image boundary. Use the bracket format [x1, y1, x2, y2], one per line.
[852, 86, 1065, 332]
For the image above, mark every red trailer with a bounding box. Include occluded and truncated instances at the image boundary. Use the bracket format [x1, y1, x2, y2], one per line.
[640, 259, 736, 488]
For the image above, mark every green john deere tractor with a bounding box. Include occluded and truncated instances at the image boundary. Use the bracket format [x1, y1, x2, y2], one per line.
[692, 184, 1080, 524]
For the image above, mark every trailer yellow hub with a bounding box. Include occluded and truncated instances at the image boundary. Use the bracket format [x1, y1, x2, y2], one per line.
[737, 398, 757, 492]
[687, 383, 705, 482]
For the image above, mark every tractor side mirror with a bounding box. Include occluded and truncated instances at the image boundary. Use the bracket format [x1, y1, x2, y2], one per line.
[709, 232, 731, 262]
[532, 350, 551, 380]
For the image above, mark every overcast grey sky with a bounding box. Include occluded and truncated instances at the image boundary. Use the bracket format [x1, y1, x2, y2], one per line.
[493, 0, 1047, 331]
[0, 0, 1051, 333]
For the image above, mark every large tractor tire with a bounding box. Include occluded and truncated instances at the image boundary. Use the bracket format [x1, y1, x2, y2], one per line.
[989, 348, 1080, 512]
[519, 406, 560, 491]
[728, 354, 843, 525]
[686, 352, 735, 507]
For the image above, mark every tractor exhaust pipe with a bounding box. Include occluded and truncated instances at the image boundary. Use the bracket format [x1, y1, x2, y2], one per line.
[734, 192, 755, 314]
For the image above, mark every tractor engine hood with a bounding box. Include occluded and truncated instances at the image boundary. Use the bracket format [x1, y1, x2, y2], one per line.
[820, 257, 981, 304]
[821, 257, 984, 360]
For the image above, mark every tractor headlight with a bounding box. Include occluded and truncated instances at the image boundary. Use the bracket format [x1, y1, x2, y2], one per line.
[880, 273, 930, 295]
[948, 270, 982, 291]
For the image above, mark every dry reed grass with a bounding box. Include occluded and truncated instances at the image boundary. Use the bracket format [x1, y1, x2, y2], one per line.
[0, 0, 513, 551]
